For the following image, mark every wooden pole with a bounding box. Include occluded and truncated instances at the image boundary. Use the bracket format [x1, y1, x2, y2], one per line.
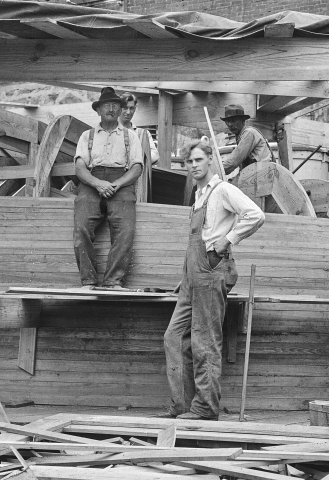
[158, 90, 173, 170]
[203, 107, 226, 181]
[239, 264, 256, 421]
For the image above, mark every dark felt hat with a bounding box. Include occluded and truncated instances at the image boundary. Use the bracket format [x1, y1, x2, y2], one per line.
[92, 87, 123, 111]
[220, 104, 250, 121]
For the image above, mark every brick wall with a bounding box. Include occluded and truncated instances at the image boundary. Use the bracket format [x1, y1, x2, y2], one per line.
[126, 0, 329, 21]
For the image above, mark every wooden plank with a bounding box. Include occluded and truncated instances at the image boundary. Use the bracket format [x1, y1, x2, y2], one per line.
[65, 424, 323, 445]
[279, 96, 325, 116]
[156, 424, 176, 447]
[0, 109, 38, 143]
[291, 117, 329, 149]
[21, 19, 87, 40]
[157, 90, 173, 169]
[96, 447, 242, 464]
[1, 39, 329, 82]
[263, 441, 329, 453]
[125, 19, 178, 39]
[226, 301, 240, 363]
[113, 80, 329, 98]
[29, 465, 200, 480]
[258, 96, 297, 113]
[0, 424, 168, 451]
[67, 415, 329, 439]
[17, 327, 39, 375]
[176, 461, 293, 480]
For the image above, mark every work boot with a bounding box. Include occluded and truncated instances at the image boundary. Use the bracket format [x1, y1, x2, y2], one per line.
[176, 412, 218, 421]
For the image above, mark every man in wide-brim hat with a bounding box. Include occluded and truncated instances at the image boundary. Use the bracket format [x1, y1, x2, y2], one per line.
[220, 104, 274, 174]
[73, 87, 143, 290]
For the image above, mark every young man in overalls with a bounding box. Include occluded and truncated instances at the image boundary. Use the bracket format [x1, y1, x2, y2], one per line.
[164, 140, 265, 420]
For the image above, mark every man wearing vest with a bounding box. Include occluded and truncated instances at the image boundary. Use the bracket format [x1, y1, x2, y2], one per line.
[221, 104, 273, 174]
[164, 140, 265, 420]
[74, 87, 143, 290]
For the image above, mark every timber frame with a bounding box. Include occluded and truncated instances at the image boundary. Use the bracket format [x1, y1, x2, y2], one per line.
[0, 38, 329, 82]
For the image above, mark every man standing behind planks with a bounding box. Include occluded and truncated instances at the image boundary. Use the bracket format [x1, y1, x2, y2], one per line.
[119, 91, 159, 165]
[164, 140, 265, 420]
[73, 87, 143, 289]
[221, 104, 274, 175]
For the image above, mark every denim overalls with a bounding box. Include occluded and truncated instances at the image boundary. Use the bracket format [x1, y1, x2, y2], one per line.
[164, 181, 238, 418]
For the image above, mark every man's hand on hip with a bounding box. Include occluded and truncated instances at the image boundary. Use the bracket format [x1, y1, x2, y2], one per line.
[213, 238, 231, 255]
[94, 179, 116, 198]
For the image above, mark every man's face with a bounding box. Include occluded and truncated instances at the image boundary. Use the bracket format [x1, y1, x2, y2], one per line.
[185, 147, 212, 181]
[224, 116, 245, 135]
[120, 100, 136, 123]
[97, 101, 122, 122]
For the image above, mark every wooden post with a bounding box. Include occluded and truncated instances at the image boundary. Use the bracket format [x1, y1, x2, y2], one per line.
[239, 264, 256, 421]
[158, 90, 173, 170]
[276, 119, 294, 171]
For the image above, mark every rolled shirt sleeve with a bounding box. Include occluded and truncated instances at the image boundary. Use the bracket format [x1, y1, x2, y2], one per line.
[74, 130, 90, 167]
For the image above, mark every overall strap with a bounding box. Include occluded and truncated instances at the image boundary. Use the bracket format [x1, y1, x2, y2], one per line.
[88, 128, 95, 168]
[123, 127, 130, 170]
[244, 126, 276, 163]
[190, 180, 222, 217]
[202, 180, 222, 207]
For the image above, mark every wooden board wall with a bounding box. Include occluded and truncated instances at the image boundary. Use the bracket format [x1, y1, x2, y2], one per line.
[1, 197, 329, 410]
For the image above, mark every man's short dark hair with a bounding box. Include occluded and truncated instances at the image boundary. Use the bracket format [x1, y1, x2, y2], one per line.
[120, 91, 138, 107]
[181, 140, 212, 159]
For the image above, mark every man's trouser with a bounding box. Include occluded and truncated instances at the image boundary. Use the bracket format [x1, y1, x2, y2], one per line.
[73, 167, 136, 287]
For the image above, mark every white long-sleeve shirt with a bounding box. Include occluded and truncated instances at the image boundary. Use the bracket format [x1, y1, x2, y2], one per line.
[195, 174, 265, 251]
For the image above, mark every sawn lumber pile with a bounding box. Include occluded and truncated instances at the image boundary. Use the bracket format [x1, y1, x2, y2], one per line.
[1, 414, 329, 479]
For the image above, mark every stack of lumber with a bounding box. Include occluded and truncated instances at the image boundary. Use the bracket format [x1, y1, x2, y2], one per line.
[1, 413, 329, 480]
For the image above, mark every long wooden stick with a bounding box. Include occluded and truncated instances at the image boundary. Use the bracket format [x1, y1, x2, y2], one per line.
[203, 106, 227, 181]
[239, 264, 256, 421]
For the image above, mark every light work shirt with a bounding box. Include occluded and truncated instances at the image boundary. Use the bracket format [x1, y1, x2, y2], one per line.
[74, 122, 143, 169]
[223, 126, 272, 174]
[195, 174, 265, 251]
[132, 124, 160, 165]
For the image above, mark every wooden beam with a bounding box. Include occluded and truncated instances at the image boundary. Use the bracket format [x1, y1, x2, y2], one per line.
[257, 96, 298, 113]
[1, 39, 329, 82]
[126, 19, 178, 39]
[21, 19, 87, 40]
[29, 465, 201, 480]
[277, 96, 325, 116]
[111, 80, 329, 98]
[157, 90, 173, 169]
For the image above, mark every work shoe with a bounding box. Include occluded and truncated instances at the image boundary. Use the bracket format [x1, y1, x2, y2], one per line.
[154, 410, 177, 419]
[101, 285, 131, 291]
[176, 412, 218, 421]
